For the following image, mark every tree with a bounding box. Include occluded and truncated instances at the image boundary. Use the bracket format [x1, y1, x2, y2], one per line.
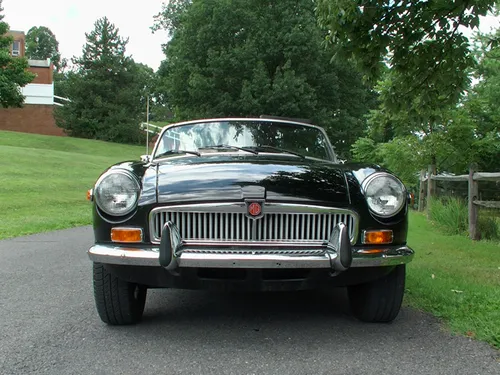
[55, 17, 148, 144]
[316, 0, 497, 115]
[153, 0, 376, 159]
[352, 25, 500, 185]
[25, 26, 61, 70]
[458, 28, 500, 172]
[150, 60, 174, 122]
[0, 0, 35, 107]
[134, 62, 158, 119]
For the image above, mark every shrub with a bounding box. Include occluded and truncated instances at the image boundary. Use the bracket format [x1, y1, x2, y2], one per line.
[477, 215, 500, 240]
[429, 197, 468, 235]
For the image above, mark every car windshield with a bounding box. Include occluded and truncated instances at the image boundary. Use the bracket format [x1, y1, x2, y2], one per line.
[153, 120, 332, 161]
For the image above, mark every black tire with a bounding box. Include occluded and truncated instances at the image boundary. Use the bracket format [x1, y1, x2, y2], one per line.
[347, 265, 406, 323]
[93, 263, 147, 325]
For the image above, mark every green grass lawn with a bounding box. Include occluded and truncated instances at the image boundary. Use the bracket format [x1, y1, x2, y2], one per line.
[0, 130, 144, 239]
[406, 211, 500, 349]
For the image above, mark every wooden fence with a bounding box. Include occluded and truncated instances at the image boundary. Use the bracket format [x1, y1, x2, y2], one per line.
[418, 165, 500, 240]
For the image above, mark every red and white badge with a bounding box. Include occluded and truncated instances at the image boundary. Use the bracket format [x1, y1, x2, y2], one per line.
[247, 202, 262, 217]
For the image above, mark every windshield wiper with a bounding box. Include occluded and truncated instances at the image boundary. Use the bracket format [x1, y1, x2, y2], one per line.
[154, 150, 201, 159]
[254, 145, 306, 159]
[199, 144, 259, 154]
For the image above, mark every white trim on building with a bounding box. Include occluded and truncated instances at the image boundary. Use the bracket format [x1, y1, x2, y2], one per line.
[27, 58, 51, 68]
[22, 83, 54, 105]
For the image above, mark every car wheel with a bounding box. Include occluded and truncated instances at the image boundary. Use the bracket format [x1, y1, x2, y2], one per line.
[347, 265, 405, 323]
[92, 263, 147, 325]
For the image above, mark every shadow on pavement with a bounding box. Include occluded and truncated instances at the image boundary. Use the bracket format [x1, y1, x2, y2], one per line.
[143, 287, 352, 324]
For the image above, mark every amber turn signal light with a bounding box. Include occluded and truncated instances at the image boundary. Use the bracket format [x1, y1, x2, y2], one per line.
[86, 189, 93, 201]
[362, 230, 393, 245]
[111, 228, 143, 243]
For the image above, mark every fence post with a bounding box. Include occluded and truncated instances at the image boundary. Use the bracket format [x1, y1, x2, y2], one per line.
[468, 164, 479, 240]
[418, 170, 426, 212]
[426, 164, 436, 219]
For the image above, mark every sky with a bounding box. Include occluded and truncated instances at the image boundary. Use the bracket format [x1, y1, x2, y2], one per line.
[3, 0, 500, 72]
[3, 0, 169, 71]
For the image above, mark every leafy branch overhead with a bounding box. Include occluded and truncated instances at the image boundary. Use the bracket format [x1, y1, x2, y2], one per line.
[316, 0, 497, 112]
[352, 26, 500, 186]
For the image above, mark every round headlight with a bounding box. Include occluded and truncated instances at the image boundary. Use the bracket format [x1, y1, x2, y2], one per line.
[95, 171, 140, 216]
[362, 173, 406, 217]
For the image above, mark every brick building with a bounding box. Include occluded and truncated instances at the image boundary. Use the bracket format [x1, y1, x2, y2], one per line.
[0, 30, 65, 136]
[8, 30, 25, 57]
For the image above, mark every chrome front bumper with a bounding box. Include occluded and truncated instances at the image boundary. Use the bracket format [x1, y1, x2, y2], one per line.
[88, 243, 414, 269]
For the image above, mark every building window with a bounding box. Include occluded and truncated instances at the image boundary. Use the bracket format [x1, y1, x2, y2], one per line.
[12, 41, 21, 56]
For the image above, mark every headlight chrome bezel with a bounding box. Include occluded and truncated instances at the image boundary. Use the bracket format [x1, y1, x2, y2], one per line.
[361, 172, 406, 218]
[94, 170, 140, 217]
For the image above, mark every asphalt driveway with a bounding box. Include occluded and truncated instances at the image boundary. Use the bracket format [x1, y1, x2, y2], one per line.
[0, 227, 498, 374]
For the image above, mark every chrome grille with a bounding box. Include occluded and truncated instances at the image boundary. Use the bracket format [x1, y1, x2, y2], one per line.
[149, 203, 357, 244]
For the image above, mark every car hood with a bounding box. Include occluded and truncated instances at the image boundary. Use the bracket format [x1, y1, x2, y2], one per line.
[153, 155, 350, 204]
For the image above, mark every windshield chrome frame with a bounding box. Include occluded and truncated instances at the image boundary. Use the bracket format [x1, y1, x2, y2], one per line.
[150, 117, 338, 162]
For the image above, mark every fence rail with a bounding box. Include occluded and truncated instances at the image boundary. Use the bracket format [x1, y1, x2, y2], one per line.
[421, 172, 500, 182]
[474, 201, 500, 209]
[418, 165, 500, 240]
[139, 122, 163, 134]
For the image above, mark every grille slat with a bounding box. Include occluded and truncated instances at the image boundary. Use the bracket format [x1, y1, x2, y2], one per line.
[275, 214, 280, 240]
[151, 209, 356, 243]
[247, 217, 251, 239]
[263, 216, 267, 241]
[316, 214, 320, 240]
[283, 215, 288, 239]
[232, 213, 236, 240]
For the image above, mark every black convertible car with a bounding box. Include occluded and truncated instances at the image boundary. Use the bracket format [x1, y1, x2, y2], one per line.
[87, 117, 413, 325]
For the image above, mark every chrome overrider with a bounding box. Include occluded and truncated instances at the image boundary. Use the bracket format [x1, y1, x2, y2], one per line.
[88, 221, 414, 271]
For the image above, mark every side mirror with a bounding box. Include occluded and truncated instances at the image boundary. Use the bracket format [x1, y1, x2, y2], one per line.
[140, 154, 151, 163]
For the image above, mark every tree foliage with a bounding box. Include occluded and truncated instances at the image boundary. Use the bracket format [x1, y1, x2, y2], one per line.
[460, 28, 500, 171]
[55, 17, 149, 144]
[0, 0, 35, 108]
[316, 0, 497, 115]
[25, 26, 62, 70]
[153, 0, 376, 158]
[352, 26, 500, 186]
